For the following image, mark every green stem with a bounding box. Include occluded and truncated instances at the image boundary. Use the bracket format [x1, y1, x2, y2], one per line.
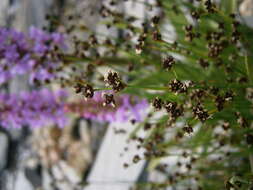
[172, 68, 178, 79]
[245, 53, 251, 82]
[250, 155, 253, 174]
[127, 84, 168, 91]
[94, 87, 112, 91]
[95, 85, 169, 92]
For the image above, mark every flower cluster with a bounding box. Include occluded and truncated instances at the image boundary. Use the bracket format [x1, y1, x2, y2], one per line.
[163, 56, 175, 71]
[74, 83, 94, 99]
[37, 0, 253, 189]
[0, 89, 67, 128]
[0, 27, 66, 84]
[168, 79, 192, 94]
[104, 71, 126, 92]
[65, 91, 148, 123]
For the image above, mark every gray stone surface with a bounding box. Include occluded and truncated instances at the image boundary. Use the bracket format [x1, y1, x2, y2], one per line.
[84, 122, 146, 190]
[240, 0, 253, 27]
[0, 132, 9, 172]
[0, 0, 8, 25]
[14, 171, 34, 190]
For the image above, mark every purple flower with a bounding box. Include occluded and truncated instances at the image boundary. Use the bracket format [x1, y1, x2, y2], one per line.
[4, 44, 19, 62]
[0, 71, 11, 84]
[65, 92, 148, 123]
[29, 69, 54, 83]
[0, 27, 67, 84]
[0, 89, 68, 128]
[29, 26, 51, 42]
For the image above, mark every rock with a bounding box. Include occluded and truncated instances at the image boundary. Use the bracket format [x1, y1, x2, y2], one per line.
[51, 164, 79, 190]
[14, 171, 33, 190]
[25, 159, 42, 188]
[240, 0, 253, 16]
[58, 161, 82, 184]
[42, 169, 54, 190]
[240, 0, 253, 27]
[32, 123, 92, 177]
[84, 122, 146, 190]
[0, 132, 9, 172]
[0, 0, 8, 25]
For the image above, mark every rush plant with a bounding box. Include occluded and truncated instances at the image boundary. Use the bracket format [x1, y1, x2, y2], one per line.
[1, 0, 253, 189]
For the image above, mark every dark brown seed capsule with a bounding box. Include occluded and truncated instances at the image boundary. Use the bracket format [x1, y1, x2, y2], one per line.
[246, 134, 253, 145]
[183, 126, 193, 134]
[82, 84, 94, 99]
[151, 16, 160, 25]
[192, 103, 209, 122]
[152, 30, 162, 41]
[123, 163, 129, 168]
[169, 79, 188, 93]
[133, 155, 141, 163]
[191, 11, 200, 20]
[152, 97, 163, 110]
[74, 83, 83, 94]
[163, 56, 175, 71]
[103, 94, 116, 107]
[164, 101, 177, 113]
[198, 58, 209, 68]
[104, 71, 126, 92]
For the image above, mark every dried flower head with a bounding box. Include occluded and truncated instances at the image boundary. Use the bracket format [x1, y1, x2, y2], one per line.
[163, 56, 175, 71]
[104, 71, 126, 92]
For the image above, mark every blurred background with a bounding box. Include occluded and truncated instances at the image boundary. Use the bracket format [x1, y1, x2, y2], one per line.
[0, 0, 253, 190]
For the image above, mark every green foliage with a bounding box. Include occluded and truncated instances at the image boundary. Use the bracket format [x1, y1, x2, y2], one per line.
[66, 0, 253, 189]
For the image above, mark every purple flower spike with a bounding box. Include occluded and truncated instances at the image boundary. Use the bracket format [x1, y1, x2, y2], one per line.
[66, 91, 148, 123]
[0, 26, 67, 84]
[0, 89, 68, 128]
